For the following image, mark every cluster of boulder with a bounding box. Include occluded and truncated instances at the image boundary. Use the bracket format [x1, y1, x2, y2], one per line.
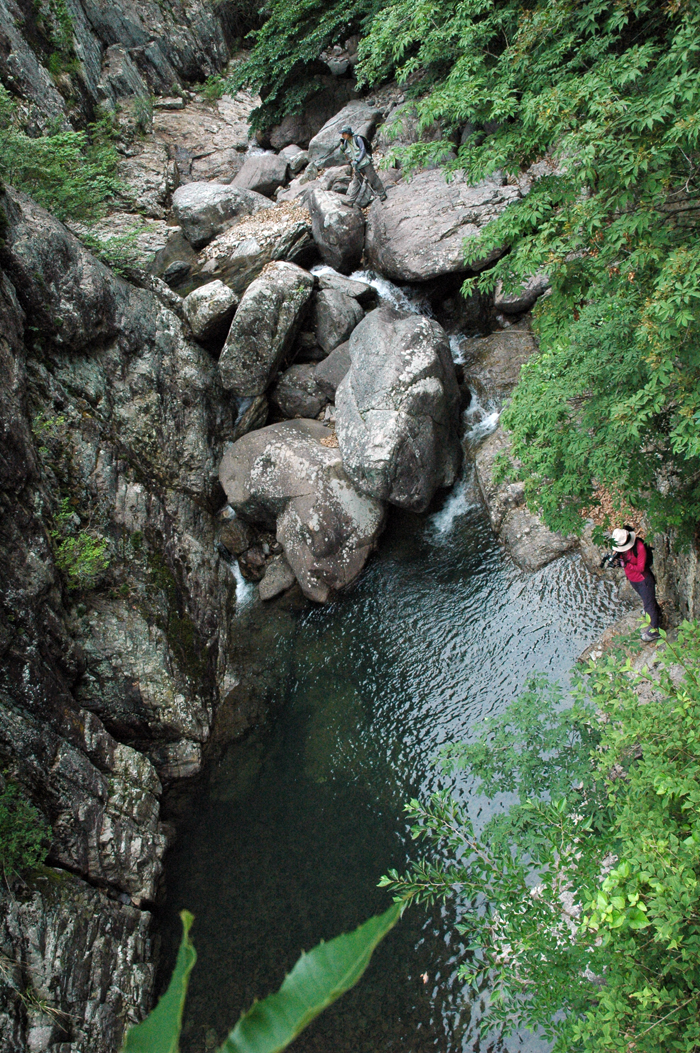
[132, 91, 559, 604]
[211, 262, 462, 604]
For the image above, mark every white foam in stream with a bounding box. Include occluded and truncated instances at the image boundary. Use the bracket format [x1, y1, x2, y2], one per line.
[230, 559, 256, 609]
[463, 389, 500, 445]
[428, 474, 478, 535]
[311, 265, 431, 316]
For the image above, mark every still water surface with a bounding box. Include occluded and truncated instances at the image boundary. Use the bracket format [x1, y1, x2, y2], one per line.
[162, 490, 622, 1053]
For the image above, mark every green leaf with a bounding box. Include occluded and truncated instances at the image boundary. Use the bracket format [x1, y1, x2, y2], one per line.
[218, 902, 403, 1053]
[121, 911, 197, 1053]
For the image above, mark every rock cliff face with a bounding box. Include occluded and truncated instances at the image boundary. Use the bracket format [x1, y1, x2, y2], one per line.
[0, 0, 248, 130]
[0, 185, 242, 1051]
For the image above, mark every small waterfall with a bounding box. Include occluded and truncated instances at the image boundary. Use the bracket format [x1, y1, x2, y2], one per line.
[350, 269, 432, 316]
[463, 388, 500, 445]
[311, 264, 432, 316]
[449, 333, 469, 365]
[230, 559, 256, 609]
[220, 505, 257, 609]
[428, 473, 478, 536]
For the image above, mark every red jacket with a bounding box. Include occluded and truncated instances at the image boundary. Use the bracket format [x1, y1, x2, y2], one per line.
[620, 539, 648, 583]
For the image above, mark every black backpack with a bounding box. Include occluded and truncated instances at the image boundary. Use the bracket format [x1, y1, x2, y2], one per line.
[356, 133, 373, 157]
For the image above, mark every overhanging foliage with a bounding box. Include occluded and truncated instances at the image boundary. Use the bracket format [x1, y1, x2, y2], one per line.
[235, 0, 700, 539]
[382, 620, 700, 1052]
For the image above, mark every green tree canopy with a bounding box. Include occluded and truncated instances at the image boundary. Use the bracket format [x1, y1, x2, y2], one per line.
[235, 0, 700, 539]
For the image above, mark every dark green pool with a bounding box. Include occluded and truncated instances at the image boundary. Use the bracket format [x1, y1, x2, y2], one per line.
[160, 487, 622, 1053]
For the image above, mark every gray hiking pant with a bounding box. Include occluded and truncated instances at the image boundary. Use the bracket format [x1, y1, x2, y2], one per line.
[347, 163, 387, 204]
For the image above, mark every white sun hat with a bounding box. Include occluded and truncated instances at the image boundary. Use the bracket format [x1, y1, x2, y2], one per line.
[611, 527, 636, 553]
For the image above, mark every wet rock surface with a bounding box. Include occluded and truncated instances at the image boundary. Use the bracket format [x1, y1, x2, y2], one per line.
[459, 318, 538, 403]
[336, 306, 462, 512]
[218, 419, 386, 603]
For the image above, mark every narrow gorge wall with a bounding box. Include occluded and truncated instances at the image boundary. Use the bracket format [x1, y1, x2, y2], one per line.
[0, 183, 270, 1050]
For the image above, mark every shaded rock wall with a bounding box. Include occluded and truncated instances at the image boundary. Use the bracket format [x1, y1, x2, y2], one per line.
[0, 185, 249, 1051]
[0, 0, 249, 128]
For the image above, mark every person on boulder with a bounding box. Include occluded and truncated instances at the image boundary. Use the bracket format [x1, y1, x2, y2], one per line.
[339, 126, 388, 205]
[610, 527, 661, 642]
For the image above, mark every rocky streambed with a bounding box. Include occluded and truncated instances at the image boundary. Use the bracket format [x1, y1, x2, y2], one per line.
[1, 53, 698, 1053]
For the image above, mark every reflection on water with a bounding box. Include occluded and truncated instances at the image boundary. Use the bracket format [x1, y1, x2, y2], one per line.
[161, 498, 622, 1053]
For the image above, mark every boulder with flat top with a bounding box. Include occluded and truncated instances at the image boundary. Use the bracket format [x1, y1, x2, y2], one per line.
[171, 182, 272, 249]
[365, 171, 521, 281]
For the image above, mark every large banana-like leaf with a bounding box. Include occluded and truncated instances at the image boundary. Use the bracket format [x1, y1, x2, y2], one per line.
[218, 902, 403, 1053]
[120, 910, 196, 1053]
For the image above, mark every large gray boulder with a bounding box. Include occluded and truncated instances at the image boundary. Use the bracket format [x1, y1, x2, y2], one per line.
[219, 262, 314, 396]
[270, 364, 327, 419]
[171, 182, 272, 249]
[308, 102, 383, 166]
[315, 341, 351, 400]
[313, 289, 364, 353]
[218, 420, 386, 602]
[194, 203, 313, 295]
[233, 152, 290, 197]
[281, 146, 310, 174]
[335, 307, 461, 512]
[495, 272, 550, 314]
[183, 280, 238, 342]
[474, 426, 577, 571]
[308, 189, 365, 274]
[365, 171, 521, 281]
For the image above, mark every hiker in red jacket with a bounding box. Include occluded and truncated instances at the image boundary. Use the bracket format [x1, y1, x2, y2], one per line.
[611, 527, 660, 642]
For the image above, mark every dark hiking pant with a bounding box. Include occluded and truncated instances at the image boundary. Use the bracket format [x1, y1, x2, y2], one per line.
[347, 163, 387, 204]
[630, 573, 660, 630]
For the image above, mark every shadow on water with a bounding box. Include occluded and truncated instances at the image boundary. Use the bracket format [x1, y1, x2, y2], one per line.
[160, 493, 623, 1053]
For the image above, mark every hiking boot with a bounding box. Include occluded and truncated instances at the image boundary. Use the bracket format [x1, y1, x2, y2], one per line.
[640, 630, 660, 643]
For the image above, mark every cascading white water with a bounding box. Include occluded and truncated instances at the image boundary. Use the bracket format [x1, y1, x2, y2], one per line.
[220, 506, 257, 608]
[463, 389, 500, 445]
[428, 473, 479, 536]
[310, 264, 432, 316]
[229, 560, 256, 608]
